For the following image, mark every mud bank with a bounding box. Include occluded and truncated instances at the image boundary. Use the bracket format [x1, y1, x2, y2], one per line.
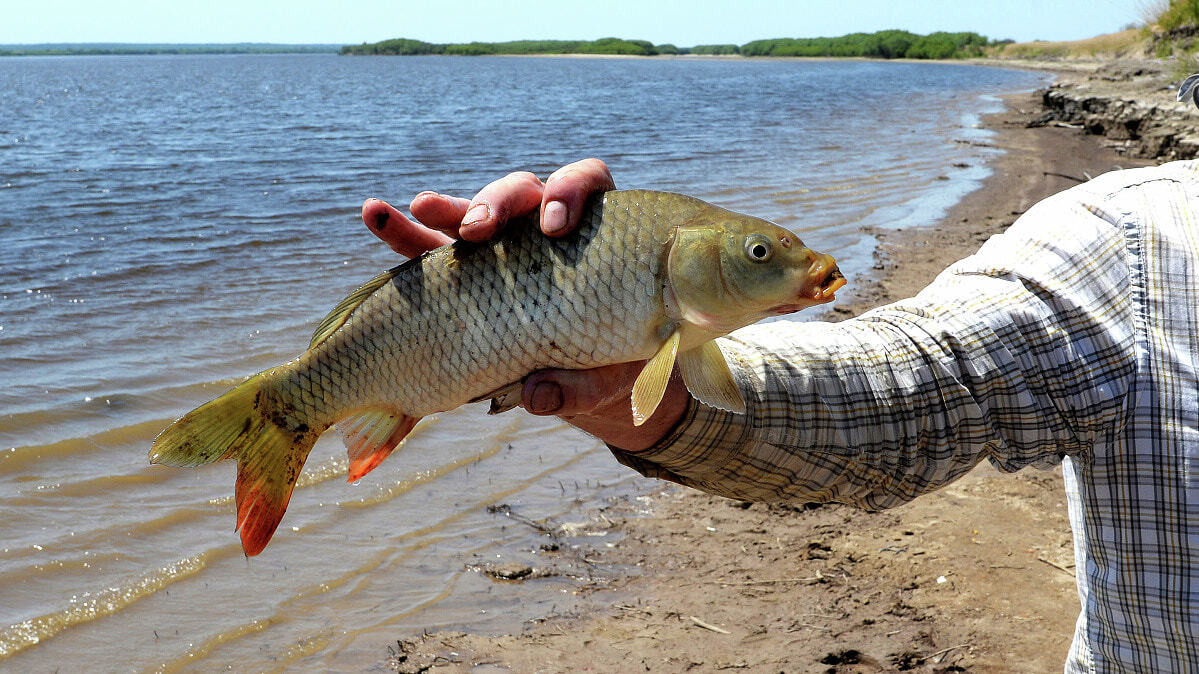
[1036, 60, 1199, 159]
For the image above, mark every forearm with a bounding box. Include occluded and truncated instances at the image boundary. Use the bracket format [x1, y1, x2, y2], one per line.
[616, 315, 1024, 507]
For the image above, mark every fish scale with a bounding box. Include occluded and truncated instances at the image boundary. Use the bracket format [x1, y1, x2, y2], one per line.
[150, 188, 845, 555]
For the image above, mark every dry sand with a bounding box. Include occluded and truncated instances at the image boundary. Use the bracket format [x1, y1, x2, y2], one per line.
[388, 84, 1160, 673]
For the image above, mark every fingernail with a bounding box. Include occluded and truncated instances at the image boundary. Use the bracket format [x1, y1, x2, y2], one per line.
[529, 380, 563, 415]
[542, 201, 568, 235]
[463, 203, 489, 227]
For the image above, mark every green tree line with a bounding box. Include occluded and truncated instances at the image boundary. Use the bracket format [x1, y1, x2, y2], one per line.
[341, 30, 991, 59]
[739, 30, 988, 58]
[341, 37, 671, 56]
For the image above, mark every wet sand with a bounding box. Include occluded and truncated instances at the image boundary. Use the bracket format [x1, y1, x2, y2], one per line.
[387, 85, 1160, 672]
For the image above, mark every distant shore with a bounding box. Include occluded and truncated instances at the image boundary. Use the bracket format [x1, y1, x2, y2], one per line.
[0, 43, 340, 56]
[338, 31, 988, 59]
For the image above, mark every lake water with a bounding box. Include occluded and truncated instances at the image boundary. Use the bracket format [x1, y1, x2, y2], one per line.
[0, 53, 1047, 671]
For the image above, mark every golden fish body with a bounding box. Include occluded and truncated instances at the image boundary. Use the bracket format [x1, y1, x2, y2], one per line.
[303, 190, 689, 423]
[151, 189, 845, 555]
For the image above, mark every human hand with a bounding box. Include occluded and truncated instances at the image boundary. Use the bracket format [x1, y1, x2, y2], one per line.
[522, 361, 690, 452]
[361, 159, 688, 451]
[362, 157, 617, 253]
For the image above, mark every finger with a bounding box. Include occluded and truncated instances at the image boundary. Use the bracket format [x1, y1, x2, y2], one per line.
[362, 198, 453, 258]
[458, 171, 545, 242]
[523, 362, 643, 417]
[523, 361, 689, 452]
[540, 158, 616, 237]
[409, 191, 472, 233]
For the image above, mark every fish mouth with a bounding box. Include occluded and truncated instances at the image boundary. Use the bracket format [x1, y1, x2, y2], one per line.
[815, 266, 846, 301]
[804, 253, 846, 302]
[772, 254, 846, 315]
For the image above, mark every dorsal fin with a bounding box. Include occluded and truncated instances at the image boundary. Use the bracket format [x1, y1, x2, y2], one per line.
[308, 263, 404, 349]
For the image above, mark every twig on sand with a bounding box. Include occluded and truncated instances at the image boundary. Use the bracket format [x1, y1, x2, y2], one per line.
[928, 642, 968, 663]
[1042, 170, 1088, 183]
[1037, 556, 1075, 575]
[689, 616, 731, 634]
[711, 576, 820, 586]
[486, 503, 555, 535]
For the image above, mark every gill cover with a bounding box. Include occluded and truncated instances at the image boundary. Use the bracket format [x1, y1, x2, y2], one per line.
[628, 217, 754, 424]
[668, 216, 827, 330]
[633, 213, 843, 424]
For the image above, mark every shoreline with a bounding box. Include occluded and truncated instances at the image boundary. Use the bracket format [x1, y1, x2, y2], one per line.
[387, 72, 1165, 672]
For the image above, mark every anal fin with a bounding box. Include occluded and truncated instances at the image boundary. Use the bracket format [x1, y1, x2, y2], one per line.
[336, 408, 419, 482]
[678, 340, 745, 414]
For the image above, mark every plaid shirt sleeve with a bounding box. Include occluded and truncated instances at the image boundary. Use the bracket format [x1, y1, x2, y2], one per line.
[611, 160, 1199, 671]
[612, 173, 1136, 508]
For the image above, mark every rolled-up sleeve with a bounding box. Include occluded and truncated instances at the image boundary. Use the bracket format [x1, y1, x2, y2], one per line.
[612, 181, 1139, 509]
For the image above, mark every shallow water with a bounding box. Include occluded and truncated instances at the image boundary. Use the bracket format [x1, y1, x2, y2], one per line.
[0, 53, 1047, 670]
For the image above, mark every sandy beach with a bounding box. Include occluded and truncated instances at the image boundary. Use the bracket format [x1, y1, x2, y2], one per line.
[385, 63, 1180, 673]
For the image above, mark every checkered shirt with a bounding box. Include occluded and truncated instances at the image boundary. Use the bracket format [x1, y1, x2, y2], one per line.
[612, 160, 1199, 672]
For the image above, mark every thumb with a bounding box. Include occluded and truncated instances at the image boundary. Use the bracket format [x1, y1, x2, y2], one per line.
[522, 362, 644, 417]
[521, 362, 690, 452]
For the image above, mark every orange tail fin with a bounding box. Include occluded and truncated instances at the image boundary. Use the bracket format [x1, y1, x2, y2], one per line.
[150, 371, 318, 556]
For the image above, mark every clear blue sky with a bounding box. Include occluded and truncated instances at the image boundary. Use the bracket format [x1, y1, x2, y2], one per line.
[4, 0, 1153, 46]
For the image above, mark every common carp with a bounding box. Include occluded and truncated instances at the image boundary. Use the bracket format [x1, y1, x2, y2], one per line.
[150, 190, 846, 555]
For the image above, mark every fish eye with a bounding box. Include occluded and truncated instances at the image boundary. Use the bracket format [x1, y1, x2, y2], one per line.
[744, 234, 773, 263]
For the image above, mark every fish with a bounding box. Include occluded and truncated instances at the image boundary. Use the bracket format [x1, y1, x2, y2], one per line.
[149, 189, 846, 556]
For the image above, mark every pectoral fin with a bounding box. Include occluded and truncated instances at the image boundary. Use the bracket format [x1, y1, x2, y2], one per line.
[678, 340, 745, 414]
[336, 408, 419, 482]
[631, 329, 681, 426]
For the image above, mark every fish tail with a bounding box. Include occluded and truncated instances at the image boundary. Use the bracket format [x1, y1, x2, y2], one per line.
[150, 370, 317, 556]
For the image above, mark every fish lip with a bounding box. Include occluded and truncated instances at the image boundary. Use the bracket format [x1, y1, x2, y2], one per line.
[820, 267, 846, 294]
[771, 255, 847, 315]
[801, 255, 846, 303]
